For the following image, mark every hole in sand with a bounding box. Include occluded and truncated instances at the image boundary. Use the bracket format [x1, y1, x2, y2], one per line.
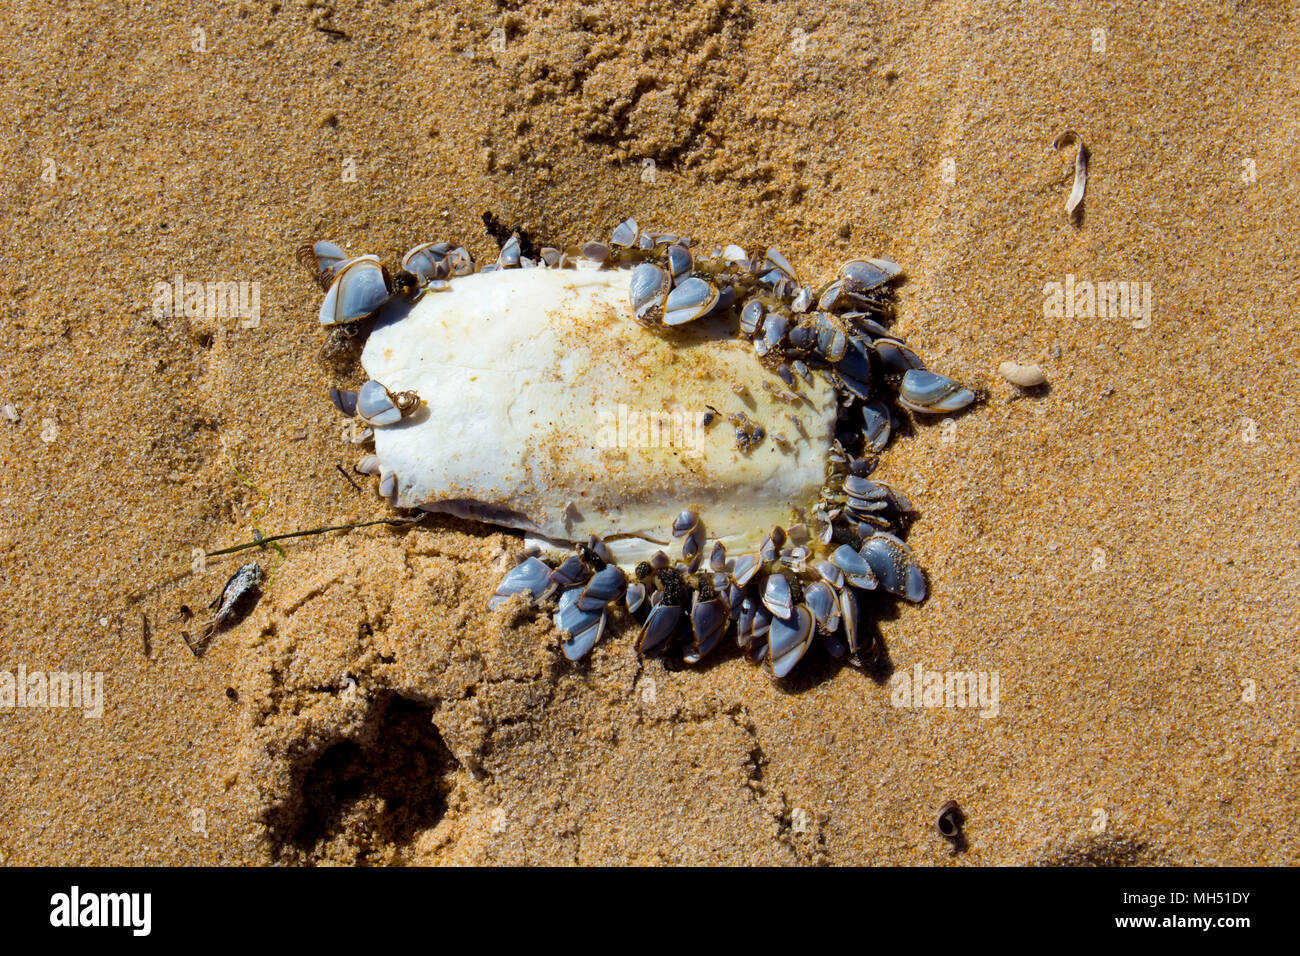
[265, 693, 459, 864]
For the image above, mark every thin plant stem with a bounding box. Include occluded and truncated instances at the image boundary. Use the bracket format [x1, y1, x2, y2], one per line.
[206, 514, 425, 557]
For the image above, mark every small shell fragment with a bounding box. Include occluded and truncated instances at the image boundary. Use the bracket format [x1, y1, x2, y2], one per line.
[1053, 130, 1089, 226]
[937, 800, 965, 841]
[998, 361, 1046, 388]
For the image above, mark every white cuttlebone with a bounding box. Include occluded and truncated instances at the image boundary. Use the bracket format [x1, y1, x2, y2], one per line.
[362, 268, 838, 566]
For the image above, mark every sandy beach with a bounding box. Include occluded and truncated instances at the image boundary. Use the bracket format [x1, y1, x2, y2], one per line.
[0, 0, 1296, 865]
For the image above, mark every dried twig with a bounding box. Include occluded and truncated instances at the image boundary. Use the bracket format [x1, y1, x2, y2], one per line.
[335, 463, 362, 493]
[205, 513, 426, 558]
